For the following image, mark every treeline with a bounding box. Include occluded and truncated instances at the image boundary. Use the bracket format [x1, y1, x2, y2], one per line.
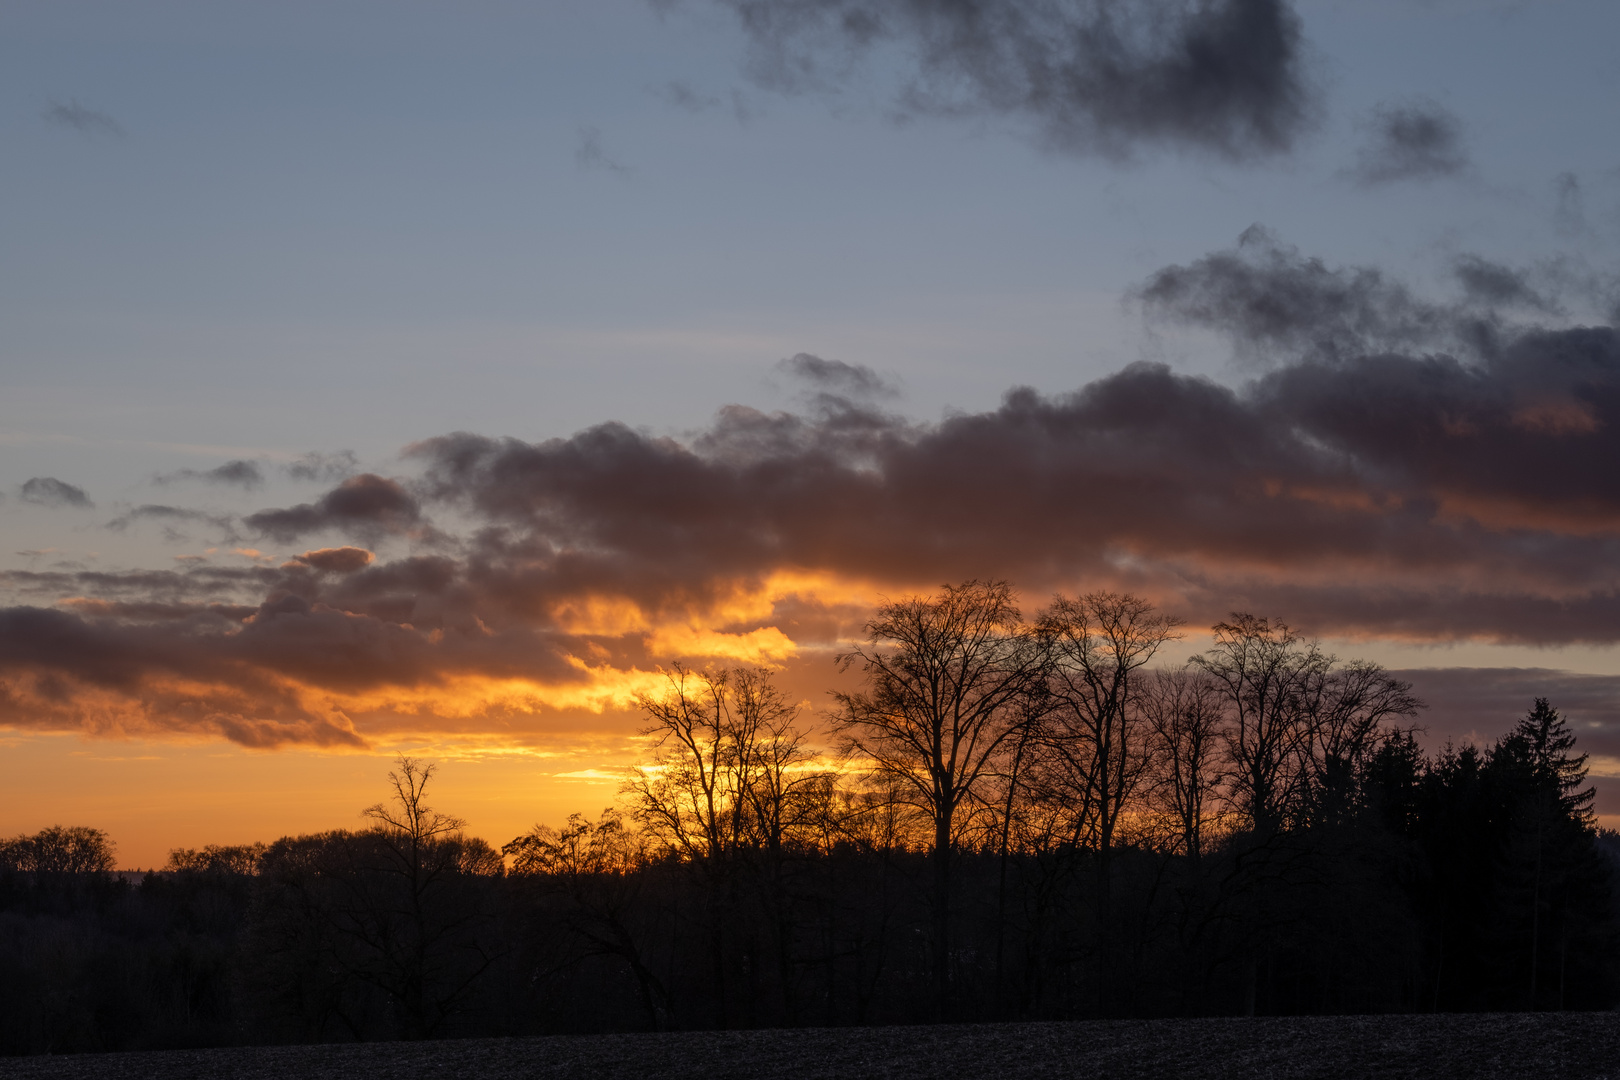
[3, 584, 1618, 1054]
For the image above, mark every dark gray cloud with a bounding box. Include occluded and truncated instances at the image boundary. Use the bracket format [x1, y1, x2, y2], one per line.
[0, 553, 602, 748]
[1136, 227, 1450, 362]
[286, 450, 359, 483]
[1135, 230, 1602, 365]
[401, 313, 1620, 646]
[697, 0, 1315, 159]
[243, 474, 421, 541]
[1452, 256, 1556, 313]
[1348, 99, 1468, 186]
[41, 98, 124, 137]
[575, 126, 634, 175]
[779, 352, 898, 399]
[20, 477, 92, 509]
[155, 460, 266, 490]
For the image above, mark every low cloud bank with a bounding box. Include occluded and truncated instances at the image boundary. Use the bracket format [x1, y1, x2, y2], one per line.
[3, 238, 1618, 746]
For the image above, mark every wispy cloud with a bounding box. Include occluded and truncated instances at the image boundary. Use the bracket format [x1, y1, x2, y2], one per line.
[104, 505, 237, 543]
[41, 98, 124, 137]
[286, 450, 359, 483]
[20, 477, 93, 509]
[155, 460, 266, 490]
[1347, 99, 1468, 186]
[575, 126, 634, 176]
[777, 352, 899, 403]
[655, 80, 757, 124]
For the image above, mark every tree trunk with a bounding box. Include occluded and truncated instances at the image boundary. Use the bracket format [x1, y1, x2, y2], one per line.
[933, 806, 952, 1021]
[1097, 844, 1113, 1017]
[1530, 814, 1543, 1010]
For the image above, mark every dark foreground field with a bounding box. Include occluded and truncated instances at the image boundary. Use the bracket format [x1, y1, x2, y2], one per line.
[9, 1014, 1620, 1080]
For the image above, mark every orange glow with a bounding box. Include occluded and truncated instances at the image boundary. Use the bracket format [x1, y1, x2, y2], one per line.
[13, 560, 1612, 866]
[1433, 492, 1620, 536]
[0, 731, 637, 869]
[1511, 398, 1601, 436]
[1274, 483, 1404, 516]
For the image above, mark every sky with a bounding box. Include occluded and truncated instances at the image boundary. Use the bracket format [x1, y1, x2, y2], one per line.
[4, 0, 1620, 866]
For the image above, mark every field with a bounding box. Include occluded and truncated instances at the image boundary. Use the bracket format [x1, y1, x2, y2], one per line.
[8, 1014, 1620, 1080]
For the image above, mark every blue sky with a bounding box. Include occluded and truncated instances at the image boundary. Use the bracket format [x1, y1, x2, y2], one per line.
[5, 1, 1615, 473]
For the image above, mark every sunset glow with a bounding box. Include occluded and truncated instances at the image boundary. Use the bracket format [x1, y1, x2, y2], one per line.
[4, 0, 1620, 881]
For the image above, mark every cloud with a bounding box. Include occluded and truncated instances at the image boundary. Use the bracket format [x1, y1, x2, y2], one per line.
[1135, 226, 1449, 362]
[1348, 99, 1468, 186]
[1452, 256, 1555, 313]
[401, 313, 1620, 648]
[575, 126, 634, 176]
[694, 0, 1316, 159]
[1554, 172, 1588, 239]
[656, 80, 757, 124]
[243, 474, 421, 541]
[778, 352, 898, 400]
[289, 547, 376, 574]
[155, 460, 266, 490]
[286, 450, 359, 483]
[20, 478, 92, 509]
[41, 98, 124, 137]
[0, 553, 650, 749]
[104, 505, 235, 539]
[658, 80, 723, 112]
[1134, 229, 1603, 365]
[10, 238, 1620, 749]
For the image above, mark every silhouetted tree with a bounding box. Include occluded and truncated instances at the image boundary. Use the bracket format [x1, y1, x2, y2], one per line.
[10, 623, 1620, 1056]
[1034, 592, 1181, 1013]
[0, 825, 117, 878]
[245, 759, 503, 1040]
[505, 809, 668, 1029]
[623, 665, 826, 1026]
[833, 580, 1046, 1018]
[1491, 699, 1602, 1008]
[1192, 615, 1328, 834]
[1143, 669, 1226, 862]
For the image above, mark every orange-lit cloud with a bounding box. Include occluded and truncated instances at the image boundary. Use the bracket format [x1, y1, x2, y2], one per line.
[6, 243, 1620, 754]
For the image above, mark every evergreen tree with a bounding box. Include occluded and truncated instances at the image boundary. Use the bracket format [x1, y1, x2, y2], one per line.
[1489, 699, 1607, 1008]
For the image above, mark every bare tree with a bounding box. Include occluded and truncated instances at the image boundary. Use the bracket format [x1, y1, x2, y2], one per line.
[1142, 668, 1226, 862]
[358, 757, 501, 1037]
[1304, 660, 1423, 823]
[623, 665, 822, 1025]
[1192, 616, 1422, 833]
[1191, 615, 1330, 834]
[1034, 592, 1180, 1012]
[1190, 617, 1423, 1015]
[363, 757, 469, 858]
[505, 809, 669, 1029]
[1037, 593, 1182, 853]
[833, 580, 1046, 1018]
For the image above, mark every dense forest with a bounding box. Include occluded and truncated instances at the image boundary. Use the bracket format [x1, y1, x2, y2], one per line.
[3, 584, 1617, 1055]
